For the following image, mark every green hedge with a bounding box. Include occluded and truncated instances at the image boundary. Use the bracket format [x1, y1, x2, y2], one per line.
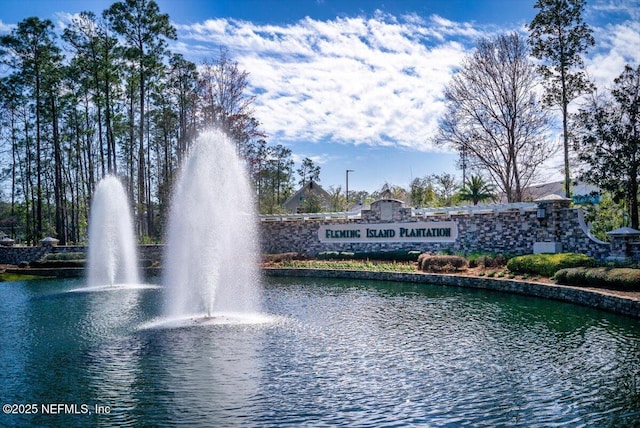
[30, 260, 85, 268]
[262, 252, 305, 262]
[41, 252, 85, 261]
[316, 250, 421, 262]
[466, 252, 509, 268]
[417, 254, 468, 272]
[506, 253, 596, 277]
[553, 267, 640, 291]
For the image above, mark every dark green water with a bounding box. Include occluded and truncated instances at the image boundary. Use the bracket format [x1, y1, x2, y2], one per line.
[1, 276, 639, 427]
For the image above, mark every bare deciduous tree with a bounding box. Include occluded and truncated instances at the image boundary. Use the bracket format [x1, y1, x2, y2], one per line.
[435, 32, 556, 202]
[198, 48, 262, 153]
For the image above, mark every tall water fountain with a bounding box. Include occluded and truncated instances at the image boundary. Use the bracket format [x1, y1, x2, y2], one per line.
[163, 129, 261, 320]
[86, 175, 141, 287]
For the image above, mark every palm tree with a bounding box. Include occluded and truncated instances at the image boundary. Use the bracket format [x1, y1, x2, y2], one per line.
[459, 175, 496, 205]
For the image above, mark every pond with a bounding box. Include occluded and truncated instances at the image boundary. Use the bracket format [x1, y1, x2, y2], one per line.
[1, 276, 639, 427]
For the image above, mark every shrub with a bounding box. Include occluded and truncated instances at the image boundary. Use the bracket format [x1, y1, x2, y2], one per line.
[553, 267, 587, 284]
[507, 253, 596, 277]
[554, 267, 640, 291]
[41, 252, 85, 261]
[354, 250, 421, 262]
[316, 251, 346, 260]
[467, 252, 509, 268]
[606, 268, 640, 289]
[418, 253, 468, 272]
[30, 260, 85, 268]
[262, 252, 303, 263]
[316, 250, 421, 262]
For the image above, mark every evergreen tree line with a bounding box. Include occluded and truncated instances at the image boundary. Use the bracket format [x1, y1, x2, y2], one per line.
[0, 1, 297, 244]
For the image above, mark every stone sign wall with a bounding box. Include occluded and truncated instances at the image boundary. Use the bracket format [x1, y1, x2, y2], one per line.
[0, 198, 633, 264]
[260, 198, 613, 259]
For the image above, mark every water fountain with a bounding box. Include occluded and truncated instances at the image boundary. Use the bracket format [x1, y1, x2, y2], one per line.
[86, 175, 141, 287]
[162, 129, 261, 322]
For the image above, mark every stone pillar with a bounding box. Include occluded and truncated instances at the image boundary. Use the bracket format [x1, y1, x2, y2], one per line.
[40, 237, 59, 247]
[361, 199, 406, 222]
[606, 227, 640, 261]
[533, 195, 572, 254]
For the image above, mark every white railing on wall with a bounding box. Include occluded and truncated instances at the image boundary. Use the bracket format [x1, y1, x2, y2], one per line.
[259, 211, 361, 222]
[414, 202, 538, 217]
[259, 202, 539, 222]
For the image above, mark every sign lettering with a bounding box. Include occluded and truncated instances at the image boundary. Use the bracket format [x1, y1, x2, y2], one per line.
[318, 221, 458, 243]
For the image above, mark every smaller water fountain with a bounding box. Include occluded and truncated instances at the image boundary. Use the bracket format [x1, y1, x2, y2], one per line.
[86, 175, 141, 288]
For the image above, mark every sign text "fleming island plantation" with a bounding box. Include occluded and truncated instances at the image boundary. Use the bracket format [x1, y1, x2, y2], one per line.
[318, 221, 458, 243]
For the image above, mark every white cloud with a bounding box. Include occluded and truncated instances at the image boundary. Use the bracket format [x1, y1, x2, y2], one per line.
[52, 12, 77, 31]
[587, 20, 640, 88]
[177, 14, 476, 152]
[291, 152, 330, 166]
[173, 5, 640, 157]
[589, 0, 640, 21]
[0, 19, 15, 33]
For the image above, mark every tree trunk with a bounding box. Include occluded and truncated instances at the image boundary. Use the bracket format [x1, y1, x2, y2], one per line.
[51, 96, 66, 244]
[35, 68, 43, 240]
[561, 65, 571, 199]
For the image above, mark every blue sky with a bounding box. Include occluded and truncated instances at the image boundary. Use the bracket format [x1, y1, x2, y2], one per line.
[2, 0, 639, 193]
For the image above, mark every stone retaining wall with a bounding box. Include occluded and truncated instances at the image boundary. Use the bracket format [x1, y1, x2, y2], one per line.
[0, 245, 164, 265]
[264, 268, 640, 319]
[0, 246, 49, 265]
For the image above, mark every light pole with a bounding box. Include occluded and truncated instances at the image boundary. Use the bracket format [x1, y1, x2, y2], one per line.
[346, 169, 354, 209]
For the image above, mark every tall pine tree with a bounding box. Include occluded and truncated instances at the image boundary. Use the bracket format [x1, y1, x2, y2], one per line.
[528, 0, 595, 198]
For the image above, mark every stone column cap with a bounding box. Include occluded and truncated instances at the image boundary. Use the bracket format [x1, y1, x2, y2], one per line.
[607, 227, 640, 237]
[534, 194, 572, 203]
[40, 236, 60, 246]
[0, 237, 15, 246]
[371, 198, 405, 205]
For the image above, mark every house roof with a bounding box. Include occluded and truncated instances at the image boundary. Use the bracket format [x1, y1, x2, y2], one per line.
[525, 181, 599, 200]
[283, 180, 331, 208]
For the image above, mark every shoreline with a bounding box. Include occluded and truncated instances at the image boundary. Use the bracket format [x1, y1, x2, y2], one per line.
[263, 267, 640, 320]
[2, 264, 638, 320]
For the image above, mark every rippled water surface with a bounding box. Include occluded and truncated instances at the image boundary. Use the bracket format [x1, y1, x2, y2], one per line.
[1, 276, 639, 427]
